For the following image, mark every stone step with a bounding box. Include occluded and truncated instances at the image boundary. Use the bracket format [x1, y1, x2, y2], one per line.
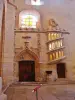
[9, 79, 75, 87]
[12, 82, 47, 86]
[56, 78, 68, 81]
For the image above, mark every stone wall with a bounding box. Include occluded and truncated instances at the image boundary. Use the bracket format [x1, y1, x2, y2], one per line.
[14, 32, 47, 81]
[0, 0, 3, 35]
[0, 0, 3, 76]
[14, 31, 58, 81]
[14, 0, 75, 80]
[2, 0, 75, 83]
[2, 3, 16, 84]
[15, 32, 47, 62]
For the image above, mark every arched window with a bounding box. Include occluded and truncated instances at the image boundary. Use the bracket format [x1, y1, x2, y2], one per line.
[19, 10, 40, 29]
[31, 0, 41, 5]
[25, 0, 44, 5]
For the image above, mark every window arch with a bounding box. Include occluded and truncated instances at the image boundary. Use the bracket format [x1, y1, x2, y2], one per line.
[19, 10, 40, 29]
[25, 0, 44, 5]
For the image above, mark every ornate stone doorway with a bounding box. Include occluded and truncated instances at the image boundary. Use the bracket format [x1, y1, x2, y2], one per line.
[15, 48, 40, 82]
[19, 60, 35, 82]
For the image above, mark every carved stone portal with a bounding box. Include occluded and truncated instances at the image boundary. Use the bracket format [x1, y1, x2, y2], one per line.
[15, 48, 40, 81]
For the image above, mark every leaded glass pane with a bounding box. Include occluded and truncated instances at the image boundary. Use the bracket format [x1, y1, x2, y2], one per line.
[20, 14, 38, 28]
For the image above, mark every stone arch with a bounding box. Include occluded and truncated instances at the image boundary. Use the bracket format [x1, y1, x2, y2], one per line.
[16, 48, 39, 61]
[15, 48, 40, 82]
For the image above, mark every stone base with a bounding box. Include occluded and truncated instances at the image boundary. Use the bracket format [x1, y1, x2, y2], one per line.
[0, 93, 7, 100]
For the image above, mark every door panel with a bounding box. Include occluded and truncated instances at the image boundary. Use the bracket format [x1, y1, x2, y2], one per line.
[19, 61, 35, 82]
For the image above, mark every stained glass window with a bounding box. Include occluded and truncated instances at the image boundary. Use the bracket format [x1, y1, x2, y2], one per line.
[20, 14, 38, 28]
[19, 10, 40, 29]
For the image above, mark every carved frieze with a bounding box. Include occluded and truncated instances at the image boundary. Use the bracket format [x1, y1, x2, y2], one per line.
[37, 33, 41, 57]
[30, 47, 39, 56]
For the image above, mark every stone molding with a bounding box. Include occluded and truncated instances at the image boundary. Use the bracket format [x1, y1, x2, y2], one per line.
[7, 0, 17, 9]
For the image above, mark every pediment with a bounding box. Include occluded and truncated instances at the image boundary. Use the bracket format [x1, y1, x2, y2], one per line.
[15, 48, 39, 62]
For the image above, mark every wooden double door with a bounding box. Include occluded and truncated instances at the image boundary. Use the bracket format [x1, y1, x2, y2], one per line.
[19, 60, 35, 82]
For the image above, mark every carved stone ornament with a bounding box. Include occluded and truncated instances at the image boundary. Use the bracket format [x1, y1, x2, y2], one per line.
[49, 19, 58, 27]
[15, 48, 40, 81]
[37, 33, 41, 56]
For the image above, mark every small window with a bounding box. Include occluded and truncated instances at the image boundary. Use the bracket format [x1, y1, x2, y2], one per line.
[20, 14, 37, 28]
[19, 10, 40, 29]
[25, 0, 44, 5]
[31, 0, 41, 5]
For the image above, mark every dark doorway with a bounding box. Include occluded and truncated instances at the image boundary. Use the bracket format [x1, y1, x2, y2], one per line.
[19, 60, 35, 82]
[57, 63, 66, 78]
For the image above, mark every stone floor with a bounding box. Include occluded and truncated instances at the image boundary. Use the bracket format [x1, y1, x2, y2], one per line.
[5, 84, 75, 100]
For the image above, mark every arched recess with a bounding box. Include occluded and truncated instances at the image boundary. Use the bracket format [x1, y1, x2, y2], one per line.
[18, 9, 41, 29]
[15, 48, 40, 82]
[15, 9, 42, 29]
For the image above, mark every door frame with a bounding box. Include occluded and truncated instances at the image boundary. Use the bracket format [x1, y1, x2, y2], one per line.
[15, 48, 40, 82]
